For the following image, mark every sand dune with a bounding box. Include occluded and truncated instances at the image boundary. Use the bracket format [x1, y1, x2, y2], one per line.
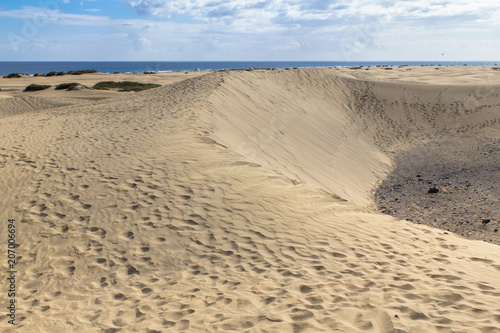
[207, 68, 500, 205]
[0, 96, 86, 119]
[0, 68, 499, 332]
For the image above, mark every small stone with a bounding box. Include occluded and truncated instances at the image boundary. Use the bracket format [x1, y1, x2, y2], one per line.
[428, 186, 440, 194]
[482, 219, 491, 225]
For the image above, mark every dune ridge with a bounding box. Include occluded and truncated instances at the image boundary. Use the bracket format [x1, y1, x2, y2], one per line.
[0, 96, 88, 119]
[0, 68, 499, 332]
[206, 69, 500, 205]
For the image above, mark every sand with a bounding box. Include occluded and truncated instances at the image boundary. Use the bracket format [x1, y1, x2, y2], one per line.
[0, 67, 499, 332]
[0, 71, 205, 100]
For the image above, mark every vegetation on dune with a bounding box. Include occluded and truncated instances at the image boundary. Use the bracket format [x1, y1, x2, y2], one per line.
[67, 69, 97, 75]
[92, 81, 161, 92]
[45, 71, 65, 76]
[3, 73, 25, 78]
[55, 82, 82, 90]
[44, 71, 59, 77]
[44, 69, 97, 77]
[24, 84, 51, 92]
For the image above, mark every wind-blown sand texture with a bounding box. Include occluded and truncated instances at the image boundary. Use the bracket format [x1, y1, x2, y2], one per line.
[0, 67, 499, 332]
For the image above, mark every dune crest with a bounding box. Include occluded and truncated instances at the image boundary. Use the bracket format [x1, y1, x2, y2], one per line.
[206, 68, 500, 206]
[0, 68, 499, 332]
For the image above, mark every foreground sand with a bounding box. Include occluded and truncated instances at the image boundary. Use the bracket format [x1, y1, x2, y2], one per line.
[0, 67, 499, 332]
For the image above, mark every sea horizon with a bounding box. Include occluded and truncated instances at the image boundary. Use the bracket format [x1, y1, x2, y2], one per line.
[1, 60, 499, 76]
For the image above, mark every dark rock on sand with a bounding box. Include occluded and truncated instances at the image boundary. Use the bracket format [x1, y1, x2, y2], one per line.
[428, 186, 440, 194]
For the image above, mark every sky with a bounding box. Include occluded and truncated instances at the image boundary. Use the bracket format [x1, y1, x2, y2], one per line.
[0, 0, 499, 61]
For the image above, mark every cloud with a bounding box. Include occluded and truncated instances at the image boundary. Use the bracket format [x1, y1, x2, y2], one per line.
[129, 32, 152, 50]
[118, 0, 500, 63]
[271, 40, 300, 51]
[207, 6, 237, 18]
[1, 1, 499, 61]
[0, 6, 112, 26]
[124, 0, 274, 20]
[123, 0, 500, 28]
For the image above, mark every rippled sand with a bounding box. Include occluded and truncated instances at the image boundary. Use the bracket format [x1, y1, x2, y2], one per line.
[0, 67, 499, 332]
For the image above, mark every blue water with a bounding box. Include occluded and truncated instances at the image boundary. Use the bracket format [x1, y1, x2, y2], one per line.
[0, 61, 498, 76]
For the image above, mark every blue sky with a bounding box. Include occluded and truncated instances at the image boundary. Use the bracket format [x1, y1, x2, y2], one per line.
[0, 0, 499, 61]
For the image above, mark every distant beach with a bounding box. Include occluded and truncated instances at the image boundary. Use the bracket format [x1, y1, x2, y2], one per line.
[1, 60, 499, 76]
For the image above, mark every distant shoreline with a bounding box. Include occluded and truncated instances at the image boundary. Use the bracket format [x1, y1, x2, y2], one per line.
[4, 64, 500, 78]
[1, 60, 499, 76]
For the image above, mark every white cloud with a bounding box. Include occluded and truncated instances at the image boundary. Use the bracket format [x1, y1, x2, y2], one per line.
[272, 41, 300, 51]
[125, 1, 498, 18]
[0, 6, 112, 26]
[129, 33, 152, 51]
[118, 0, 500, 53]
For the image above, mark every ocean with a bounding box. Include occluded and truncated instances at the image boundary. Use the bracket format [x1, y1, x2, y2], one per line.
[0, 61, 498, 76]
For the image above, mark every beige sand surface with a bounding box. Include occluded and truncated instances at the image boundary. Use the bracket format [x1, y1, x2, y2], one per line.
[0, 71, 205, 100]
[0, 67, 499, 332]
[338, 65, 500, 85]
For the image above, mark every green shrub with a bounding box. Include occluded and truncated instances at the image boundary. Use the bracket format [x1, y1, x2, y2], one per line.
[55, 82, 80, 90]
[24, 84, 51, 92]
[67, 85, 86, 91]
[67, 69, 97, 75]
[3, 73, 23, 78]
[92, 81, 161, 92]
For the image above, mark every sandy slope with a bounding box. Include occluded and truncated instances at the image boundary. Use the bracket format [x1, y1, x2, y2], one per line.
[206, 68, 500, 205]
[0, 68, 499, 332]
